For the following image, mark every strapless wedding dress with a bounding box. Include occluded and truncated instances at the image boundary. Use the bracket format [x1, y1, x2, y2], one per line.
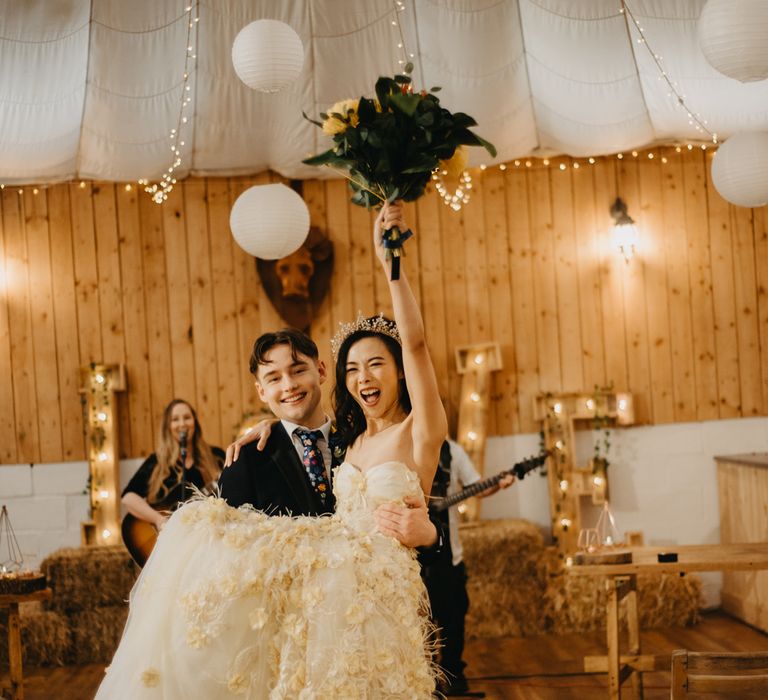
[96, 462, 436, 699]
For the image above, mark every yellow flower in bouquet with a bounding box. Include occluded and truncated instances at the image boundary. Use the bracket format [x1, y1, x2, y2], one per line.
[322, 99, 359, 135]
[439, 146, 468, 178]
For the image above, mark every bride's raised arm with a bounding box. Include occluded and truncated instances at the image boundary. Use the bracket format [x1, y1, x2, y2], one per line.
[373, 202, 448, 476]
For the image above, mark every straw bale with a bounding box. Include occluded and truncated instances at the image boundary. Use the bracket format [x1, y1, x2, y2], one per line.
[461, 520, 702, 639]
[0, 609, 69, 668]
[41, 546, 138, 612]
[541, 548, 702, 635]
[462, 519, 549, 638]
[68, 606, 128, 665]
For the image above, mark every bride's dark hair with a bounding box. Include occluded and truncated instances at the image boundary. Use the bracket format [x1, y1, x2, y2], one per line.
[333, 324, 411, 449]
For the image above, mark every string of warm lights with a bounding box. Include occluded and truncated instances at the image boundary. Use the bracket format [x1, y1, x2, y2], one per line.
[388, 0, 476, 212]
[139, 1, 200, 204]
[81, 364, 124, 546]
[620, 0, 717, 145]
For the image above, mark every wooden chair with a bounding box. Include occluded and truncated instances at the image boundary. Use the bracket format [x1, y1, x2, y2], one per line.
[671, 650, 768, 697]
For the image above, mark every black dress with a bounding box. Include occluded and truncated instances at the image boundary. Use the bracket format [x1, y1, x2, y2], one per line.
[122, 447, 225, 507]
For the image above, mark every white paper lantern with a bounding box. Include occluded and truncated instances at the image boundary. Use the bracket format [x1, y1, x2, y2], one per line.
[230, 184, 310, 259]
[711, 131, 768, 208]
[698, 0, 768, 82]
[231, 20, 304, 93]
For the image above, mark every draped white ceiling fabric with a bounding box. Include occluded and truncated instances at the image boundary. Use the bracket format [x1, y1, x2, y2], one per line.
[1, 0, 766, 184]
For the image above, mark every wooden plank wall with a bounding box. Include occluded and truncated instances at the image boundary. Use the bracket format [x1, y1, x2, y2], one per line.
[0, 146, 766, 464]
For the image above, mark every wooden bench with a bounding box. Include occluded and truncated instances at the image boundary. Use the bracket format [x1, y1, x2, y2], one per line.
[671, 650, 768, 698]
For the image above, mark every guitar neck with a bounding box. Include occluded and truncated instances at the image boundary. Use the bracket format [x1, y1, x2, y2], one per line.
[436, 472, 508, 511]
[431, 452, 547, 512]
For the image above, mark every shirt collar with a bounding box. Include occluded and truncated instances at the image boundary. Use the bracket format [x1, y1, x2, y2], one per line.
[281, 416, 332, 443]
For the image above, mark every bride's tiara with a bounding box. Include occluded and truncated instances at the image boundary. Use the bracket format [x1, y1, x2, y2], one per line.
[330, 312, 401, 359]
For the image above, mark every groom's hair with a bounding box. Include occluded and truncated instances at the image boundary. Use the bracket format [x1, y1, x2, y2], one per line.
[249, 329, 319, 377]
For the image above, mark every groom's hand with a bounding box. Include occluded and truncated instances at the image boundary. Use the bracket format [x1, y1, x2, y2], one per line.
[374, 495, 438, 548]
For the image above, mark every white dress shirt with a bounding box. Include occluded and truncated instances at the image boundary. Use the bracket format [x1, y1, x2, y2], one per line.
[446, 439, 481, 566]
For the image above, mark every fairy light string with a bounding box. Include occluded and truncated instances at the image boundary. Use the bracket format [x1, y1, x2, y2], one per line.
[140, 1, 200, 204]
[389, 0, 474, 211]
[620, 0, 717, 144]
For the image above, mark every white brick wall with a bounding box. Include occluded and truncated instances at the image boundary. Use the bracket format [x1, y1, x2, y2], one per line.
[482, 416, 768, 608]
[1, 417, 767, 607]
[0, 458, 142, 570]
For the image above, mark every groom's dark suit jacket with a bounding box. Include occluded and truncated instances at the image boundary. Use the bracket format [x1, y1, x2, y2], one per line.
[218, 422, 335, 516]
[218, 421, 446, 562]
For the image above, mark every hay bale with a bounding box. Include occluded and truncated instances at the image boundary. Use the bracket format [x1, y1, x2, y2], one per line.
[41, 546, 138, 612]
[461, 520, 702, 639]
[0, 609, 69, 668]
[68, 606, 128, 665]
[541, 548, 702, 634]
[462, 519, 550, 638]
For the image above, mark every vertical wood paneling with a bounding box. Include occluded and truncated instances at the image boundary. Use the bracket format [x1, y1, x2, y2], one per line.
[706, 163, 741, 417]
[161, 186, 196, 406]
[47, 186, 82, 460]
[571, 163, 605, 392]
[3, 189, 40, 462]
[24, 190, 62, 462]
[183, 180, 220, 436]
[115, 187, 153, 457]
[207, 179, 241, 442]
[731, 205, 763, 416]
[439, 189, 471, 424]
[138, 194, 173, 434]
[551, 163, 583, 393]
[638, 154, 675, 424]
[415, 192, 451, 417]
[92, 183, 131, 457]
[483, 168, 518, 434]
[659, 149, 697, 422]
[70, 183, 102, 365]
[682, 149, 719, 420]
[2, 152, 768, 465]
[506, 167, 539, 433]
[594, 158, 629, 394]
[0, 193, 19, 462]
[755, 207, 768, 412]
[617, 158, 652, 424]
[529, 167, 561, 396]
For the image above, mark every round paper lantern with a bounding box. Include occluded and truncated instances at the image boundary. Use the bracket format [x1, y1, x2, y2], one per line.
[231, 19, 304, 93]
[698, 0, 768, 82]
[230, 184, 310, 259]
[711, 131, 768, 208]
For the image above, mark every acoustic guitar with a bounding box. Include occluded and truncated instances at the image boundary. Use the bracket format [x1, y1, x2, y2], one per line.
[429, 452, 548, 512]
[121, 509, 169, 568]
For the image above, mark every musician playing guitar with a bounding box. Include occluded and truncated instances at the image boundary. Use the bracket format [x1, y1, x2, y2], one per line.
[121, 399, 224, 566]
[425, 438, 516, 698]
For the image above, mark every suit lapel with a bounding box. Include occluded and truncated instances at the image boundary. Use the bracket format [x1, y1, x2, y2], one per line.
[270, 423, 318, 514]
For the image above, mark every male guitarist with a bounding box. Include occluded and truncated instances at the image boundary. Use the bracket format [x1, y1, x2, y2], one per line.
[425, 438, 515, 698]
[220, 328, 443, 551]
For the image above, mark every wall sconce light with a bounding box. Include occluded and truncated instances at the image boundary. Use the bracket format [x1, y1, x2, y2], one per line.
[610, 197, 638, 263]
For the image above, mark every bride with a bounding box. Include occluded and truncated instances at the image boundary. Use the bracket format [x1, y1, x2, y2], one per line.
[96, 202, 447, 699]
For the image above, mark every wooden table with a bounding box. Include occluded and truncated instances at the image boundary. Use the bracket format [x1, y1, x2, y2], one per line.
[568, 544, 768, 699]
[0, 589, 52, 700]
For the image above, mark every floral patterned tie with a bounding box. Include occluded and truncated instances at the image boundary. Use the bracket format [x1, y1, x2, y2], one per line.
[294, 428, 330, 503]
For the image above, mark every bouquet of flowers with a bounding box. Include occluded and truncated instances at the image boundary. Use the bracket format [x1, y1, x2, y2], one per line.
[302, 67, 496, 278]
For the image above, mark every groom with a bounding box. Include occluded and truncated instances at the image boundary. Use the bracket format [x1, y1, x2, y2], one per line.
[219, 328, 442, 550]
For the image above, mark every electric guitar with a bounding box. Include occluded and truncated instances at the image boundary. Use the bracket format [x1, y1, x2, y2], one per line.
[429, 452, 548, 512]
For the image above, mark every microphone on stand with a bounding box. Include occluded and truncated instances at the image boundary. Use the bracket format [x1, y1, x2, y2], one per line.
[179, 430, 188, 461]
[178, 430, 188, 505]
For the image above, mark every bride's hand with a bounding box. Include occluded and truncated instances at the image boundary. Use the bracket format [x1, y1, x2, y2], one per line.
[373, 201, 409, 267]
[224, 418, 277, 466]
